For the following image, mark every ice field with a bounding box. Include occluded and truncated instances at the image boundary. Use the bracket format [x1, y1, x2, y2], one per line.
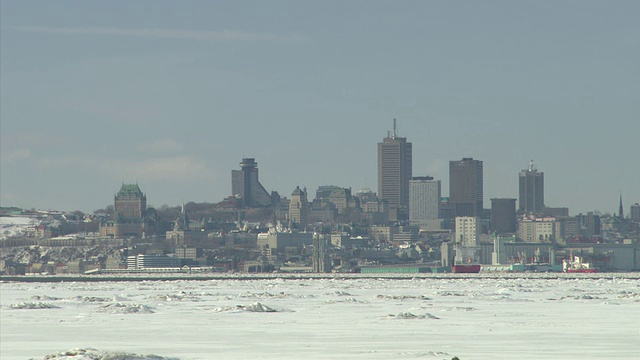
[1, 274, 639, 359]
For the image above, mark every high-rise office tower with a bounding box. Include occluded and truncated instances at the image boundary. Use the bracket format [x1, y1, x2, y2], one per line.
[449, 158, 483, 217]
[630, 203, 640, 221]
[409, 176, 441, 225]
[490, 198, 517, 234]
[231, 158, 272, 207]
[519, 160, 544, 214]
[377, 119, 412, 210]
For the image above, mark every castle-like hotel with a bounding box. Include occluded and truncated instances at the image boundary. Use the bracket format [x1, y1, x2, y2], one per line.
[99, 184, 153, 238]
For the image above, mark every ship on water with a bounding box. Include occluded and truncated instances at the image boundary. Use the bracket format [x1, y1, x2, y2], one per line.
[563, 254, 597, 273]
[451, 242, 481, 273]
[451, 216, 482, 273]
[452, 263, 482, 273]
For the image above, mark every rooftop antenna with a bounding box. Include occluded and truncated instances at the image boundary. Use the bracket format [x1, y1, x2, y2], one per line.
[393, 118, 397, 138]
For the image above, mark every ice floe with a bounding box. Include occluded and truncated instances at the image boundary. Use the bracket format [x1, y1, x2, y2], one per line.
[375, 294, 431, 300]
[37, 347, 178, 359]
[96, 303, 155, 314]
[213, 302, 278, 313]
[7, 302, 60, 310]
[387, 312, 440, 319]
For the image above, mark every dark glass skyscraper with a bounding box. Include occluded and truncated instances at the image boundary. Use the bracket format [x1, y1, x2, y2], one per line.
[490, 198, 517, 234]
[377, 120, 412, 209]
[449, 158, 483, 217]
[519, 161, 544, 214]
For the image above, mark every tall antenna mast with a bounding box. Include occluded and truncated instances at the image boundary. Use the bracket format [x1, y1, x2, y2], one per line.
[393, 118, 397, 138]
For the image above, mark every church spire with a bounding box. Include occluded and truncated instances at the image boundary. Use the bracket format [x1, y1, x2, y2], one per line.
[619, 194, 624, 218]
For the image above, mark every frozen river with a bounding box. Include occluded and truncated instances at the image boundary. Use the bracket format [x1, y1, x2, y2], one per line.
[1, 274, 639, 359]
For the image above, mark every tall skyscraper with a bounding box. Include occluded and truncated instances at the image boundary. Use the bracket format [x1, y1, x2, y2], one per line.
[231, 158, 272, 207]
[630, 203, 640, 221]
[490, 198, 517, 234]
[519, 160, 544, 214]
[377, 119, 412, 210]
[409, 176, 441, 225]
[449, 158, 483, 217]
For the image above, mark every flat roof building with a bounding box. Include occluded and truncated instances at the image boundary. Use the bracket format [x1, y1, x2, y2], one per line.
[409, 176, 441, 226]
[490, 198, 517, 234]
[519, 160, 544, 214]
[449, 158, 483, 217]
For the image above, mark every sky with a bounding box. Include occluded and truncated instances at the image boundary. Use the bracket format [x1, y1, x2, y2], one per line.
[1, 0, 638, 215]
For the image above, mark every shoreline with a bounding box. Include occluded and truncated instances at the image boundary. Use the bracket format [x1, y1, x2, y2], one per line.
[2, 272, 639, 282]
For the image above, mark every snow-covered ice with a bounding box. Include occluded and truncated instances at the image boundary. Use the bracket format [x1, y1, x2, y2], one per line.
[1, 274, 639, 359]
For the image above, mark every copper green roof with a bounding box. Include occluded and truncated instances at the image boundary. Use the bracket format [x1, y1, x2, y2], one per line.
[117, 183, 144, 197]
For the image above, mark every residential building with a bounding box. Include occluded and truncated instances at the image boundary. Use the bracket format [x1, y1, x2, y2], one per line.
[517, 216, 556, 242]
[356, 189, 388, 224]
[585, 212, 601, 236]
[554, 216, 580, 243]
[368, 225, 397, 243]
[257, 231, 314, 259]
[449, 158, 483, 217]
[174, 247, 203, 260]
[455, 216, 480, 247]
[332, 188, 359, 214]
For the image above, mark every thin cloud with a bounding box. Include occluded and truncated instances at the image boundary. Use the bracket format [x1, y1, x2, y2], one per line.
[1, 149, 32, 165]
[105, 156, 215, 182]
[137, 139, 184, 153]
[34, 154, 215, 182]
[11, 26, 308, 42]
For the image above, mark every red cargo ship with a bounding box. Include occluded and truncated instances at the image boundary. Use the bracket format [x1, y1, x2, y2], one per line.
[452, 264, 481, 273]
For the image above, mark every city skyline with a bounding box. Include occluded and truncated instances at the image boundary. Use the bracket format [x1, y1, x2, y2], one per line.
[1, 1, 639, 214]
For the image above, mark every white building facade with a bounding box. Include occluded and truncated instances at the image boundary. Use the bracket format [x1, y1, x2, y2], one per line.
[409, 177, 441, 226]
[517, 216, 556, 242]
[454, 216, 480, 247]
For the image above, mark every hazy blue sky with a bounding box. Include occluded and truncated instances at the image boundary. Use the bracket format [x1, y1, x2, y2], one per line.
[1, 0, 638, 214]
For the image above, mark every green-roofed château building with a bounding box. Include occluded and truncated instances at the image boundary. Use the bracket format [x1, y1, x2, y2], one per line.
[100, 183, 151, 238]
[114, 183, 147, 219]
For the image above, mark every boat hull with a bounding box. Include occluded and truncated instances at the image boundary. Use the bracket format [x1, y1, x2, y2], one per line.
[566, 269, 597, 273]
[452, 264, 481, 273]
